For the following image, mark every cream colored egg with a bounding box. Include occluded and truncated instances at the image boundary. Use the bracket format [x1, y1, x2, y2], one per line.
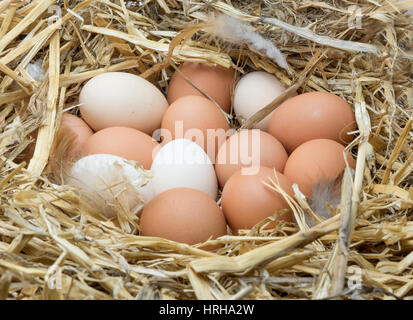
[234, 71, 288, 131]
[150, 139, 218, 200]
[79, 72, 168, 134]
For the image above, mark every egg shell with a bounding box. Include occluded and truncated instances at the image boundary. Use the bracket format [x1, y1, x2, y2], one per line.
[215, 129, 288, 187]
[67, 154, 154, 218]
[167, 62, 234, 113]
[18, 130, 37, 165]
[18, 113, 93, 164]
[283, 139, 356, 196]
[81, 126, 159, 169]
[60, 113, 94, 155]
[234, 71, 288, 131]
[221, 167, 294, 234]
[79, 72, 168, 134]
[140, 188, 227, 248]
[150, 139, 218, 200]
[268, 91, 356, 153]
[160, 95, 229, 161]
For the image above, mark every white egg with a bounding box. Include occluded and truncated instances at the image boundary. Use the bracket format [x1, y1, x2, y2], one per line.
[234, 71, 288, 131]
[79, 72, 168, 135]
[66, 154, 154, 217]
[150, 139, 218, 200]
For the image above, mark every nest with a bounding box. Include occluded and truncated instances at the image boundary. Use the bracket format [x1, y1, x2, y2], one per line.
[0, 0, 412, 300]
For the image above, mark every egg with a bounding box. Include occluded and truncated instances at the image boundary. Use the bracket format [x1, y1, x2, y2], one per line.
[67, 154, 154, 218]
[283, 139, 356, 196]
[59, 113, 94, 157]
[81, 126, 159, 169]
[160, 95, 229, 161]
[215, 129, 288, 187]
[18, 113, 93, 164]
[268, 91, 356, 153]
[221, 166, 294, 234]
[234, 71, 288, 131]
[140, 188, 227, 248]
[79, 72, 168, 134]
[18, 129, 38, 165]
[150, 139, 218, 200]
[167, 62, 234, 113]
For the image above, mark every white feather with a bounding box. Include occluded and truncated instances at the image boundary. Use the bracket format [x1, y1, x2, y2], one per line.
[306, 180, 341, 227]
[66, 154, 154, 217]
[25, 59, 45, 82]
[208, 15, 288, 70]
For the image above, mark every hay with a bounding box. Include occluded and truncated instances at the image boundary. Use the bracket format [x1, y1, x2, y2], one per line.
[0, 0, 412, 300]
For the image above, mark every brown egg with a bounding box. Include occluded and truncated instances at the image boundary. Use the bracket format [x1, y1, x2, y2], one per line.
[167, 62, 235, 113]
[140, 188, 227, 248]
[18, 113, 93, 164]
[81, 126, 159, 169]
[215, 129, 288, 187]
[60, 113, 94, 156]
[16, 128, 37, 165]
[160, 95, 229, 161]
[268, 92, 356, 153]
[283, 139, 356, 196]
[221, 167, 294, 234]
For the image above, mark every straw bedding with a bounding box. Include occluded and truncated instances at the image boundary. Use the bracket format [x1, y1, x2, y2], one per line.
[0, 0, 412, 300]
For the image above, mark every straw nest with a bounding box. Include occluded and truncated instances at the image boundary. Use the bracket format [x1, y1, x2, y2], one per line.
[0, 0, 412, 300]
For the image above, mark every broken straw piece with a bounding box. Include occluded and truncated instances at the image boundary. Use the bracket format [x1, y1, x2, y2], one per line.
[259, 16, 380, 54]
